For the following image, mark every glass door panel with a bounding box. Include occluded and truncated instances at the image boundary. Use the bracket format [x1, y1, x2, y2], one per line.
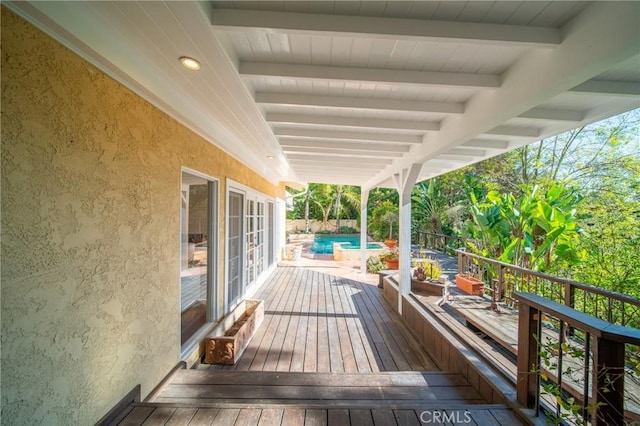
[228, 191, 244, 310]
[180, 172, 214, 345]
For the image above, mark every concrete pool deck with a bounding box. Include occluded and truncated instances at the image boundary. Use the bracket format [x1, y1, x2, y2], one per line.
[281, 234, 381, 286]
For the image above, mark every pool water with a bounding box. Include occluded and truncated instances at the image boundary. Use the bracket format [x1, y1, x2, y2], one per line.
[311, 234, 373, 254]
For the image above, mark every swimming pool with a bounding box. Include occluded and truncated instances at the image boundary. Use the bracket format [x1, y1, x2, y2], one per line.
[311, 234, 362, 254]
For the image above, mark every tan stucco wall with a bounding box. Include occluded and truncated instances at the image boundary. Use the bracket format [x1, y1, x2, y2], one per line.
[1, 8, 279, 424]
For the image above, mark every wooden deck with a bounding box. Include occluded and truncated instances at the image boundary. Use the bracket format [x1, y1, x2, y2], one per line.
[110, 266, 524, 425]
[202, 266, 437, 373]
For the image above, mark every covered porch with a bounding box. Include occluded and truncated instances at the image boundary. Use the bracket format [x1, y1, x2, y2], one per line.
[2, 1, 639, 425]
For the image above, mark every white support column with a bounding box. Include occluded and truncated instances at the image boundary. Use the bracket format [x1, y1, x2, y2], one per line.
[397, 164, 421, 314]
[359, 188, 370, 275]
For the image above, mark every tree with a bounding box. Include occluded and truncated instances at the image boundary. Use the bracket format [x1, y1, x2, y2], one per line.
[412, 178, 465, 236]
[467, 184, 585, 272]
[333, 185, 360, 232]
[369, 201, 398, 241]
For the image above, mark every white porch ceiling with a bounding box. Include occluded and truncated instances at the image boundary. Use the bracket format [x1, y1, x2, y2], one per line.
[8, 1, 639, 189]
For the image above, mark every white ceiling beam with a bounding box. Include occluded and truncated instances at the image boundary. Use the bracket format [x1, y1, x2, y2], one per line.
[273, 127, 421, 144]
[265, 113, 439, 132]
[446, 148, 486, 157]
[241, 62, 501, 89]
[462, 139, 510, 150]
[435, 154, 475, 162]
[256, 92, 464, 115]
[568, 79, 640, 97]
[283, 147, 405, 158]
[293, 171, 375, 177]
[287, 154, 392, 165]
[279, 139, 411, 153]
[294, 175, 371, 185]
[289, 165, 382, 175]
[288, 158, 383, 167]
[364, 1, 639, 190]
[518, 107, 584, 122]
[485, 126, 541, 138]
[211, 9, 562, 48]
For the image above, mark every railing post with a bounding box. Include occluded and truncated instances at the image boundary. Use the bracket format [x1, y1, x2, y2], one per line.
[491, 264, 503, 311]
[457, 251, 463, 275]
[564, 283, 575, 308]
[517, 303, 540, 410]
[593, 336, 626, 425]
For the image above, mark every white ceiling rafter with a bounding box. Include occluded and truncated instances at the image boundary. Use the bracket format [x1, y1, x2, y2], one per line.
[518, 108, 583, 122]
[241, 62, 502, 89]
[462, 139, 510, 150]
[569, 79, 640, 97]
[273, 128, 422, 144]
[286, 154, 393, 166]
[485, 126, 541, 138]
[211, 9, 562, 48]
[256, 92, 465, 114]
[265, 113, 440, 132]
[282, 147, 406, 158]
[279, 139, 411, 153]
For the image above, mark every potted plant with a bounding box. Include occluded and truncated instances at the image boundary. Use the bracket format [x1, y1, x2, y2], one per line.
[379, 247, 399, 270]
[455, 273, 484, 295]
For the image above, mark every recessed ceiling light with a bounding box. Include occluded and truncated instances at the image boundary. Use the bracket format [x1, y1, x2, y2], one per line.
[179, 56, 201, 71]
[267, 155, 275, 160]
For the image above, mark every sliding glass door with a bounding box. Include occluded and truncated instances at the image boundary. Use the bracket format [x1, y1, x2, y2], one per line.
[180, 170, 218, 346]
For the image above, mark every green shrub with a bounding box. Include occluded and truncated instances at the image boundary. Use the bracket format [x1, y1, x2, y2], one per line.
[339, 226, 357, 234]
[366, 256, 385, 273]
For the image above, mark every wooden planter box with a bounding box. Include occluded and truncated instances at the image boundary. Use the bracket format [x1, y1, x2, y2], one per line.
[455, 274, 484, 296]
[411, 278, 445, 296]
[204, 299, 264, 364]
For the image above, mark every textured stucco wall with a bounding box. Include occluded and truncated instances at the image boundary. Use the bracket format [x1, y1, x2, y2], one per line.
[1, 8, 279, 424]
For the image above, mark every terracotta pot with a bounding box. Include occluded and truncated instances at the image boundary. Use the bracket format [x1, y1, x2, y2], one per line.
[385, 259, 399, 270]
[384, 239, 397, 248]
[455, 274, 484, 296]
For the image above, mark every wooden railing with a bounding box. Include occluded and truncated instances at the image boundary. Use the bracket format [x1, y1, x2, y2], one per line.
[516, 292, 640, 425]
[417, 232, 480, 255]
[456, 250, 640, 328]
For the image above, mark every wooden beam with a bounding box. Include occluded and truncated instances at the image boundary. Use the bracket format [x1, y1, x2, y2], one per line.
[462, 139, 510, 150]
[518, 107, 584, 122]
[274, 127, 422, 144]
[445, 148, 486, 157]
[257, 92, 464, 114]
[283, 147, 405, 158]
[288, 161, 383, 171]
[485, 126, 541, 138]
[265, 113, 440, 132]
[211, 9, 562, 48]
[280, 139, 411, 153]
[242, 62, 501, 89]
[287, 154, 392, 165]
[569, 79, 640, 97]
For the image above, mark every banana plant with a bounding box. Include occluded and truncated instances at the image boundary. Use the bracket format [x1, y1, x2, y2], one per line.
[468, 184, 585, 271]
